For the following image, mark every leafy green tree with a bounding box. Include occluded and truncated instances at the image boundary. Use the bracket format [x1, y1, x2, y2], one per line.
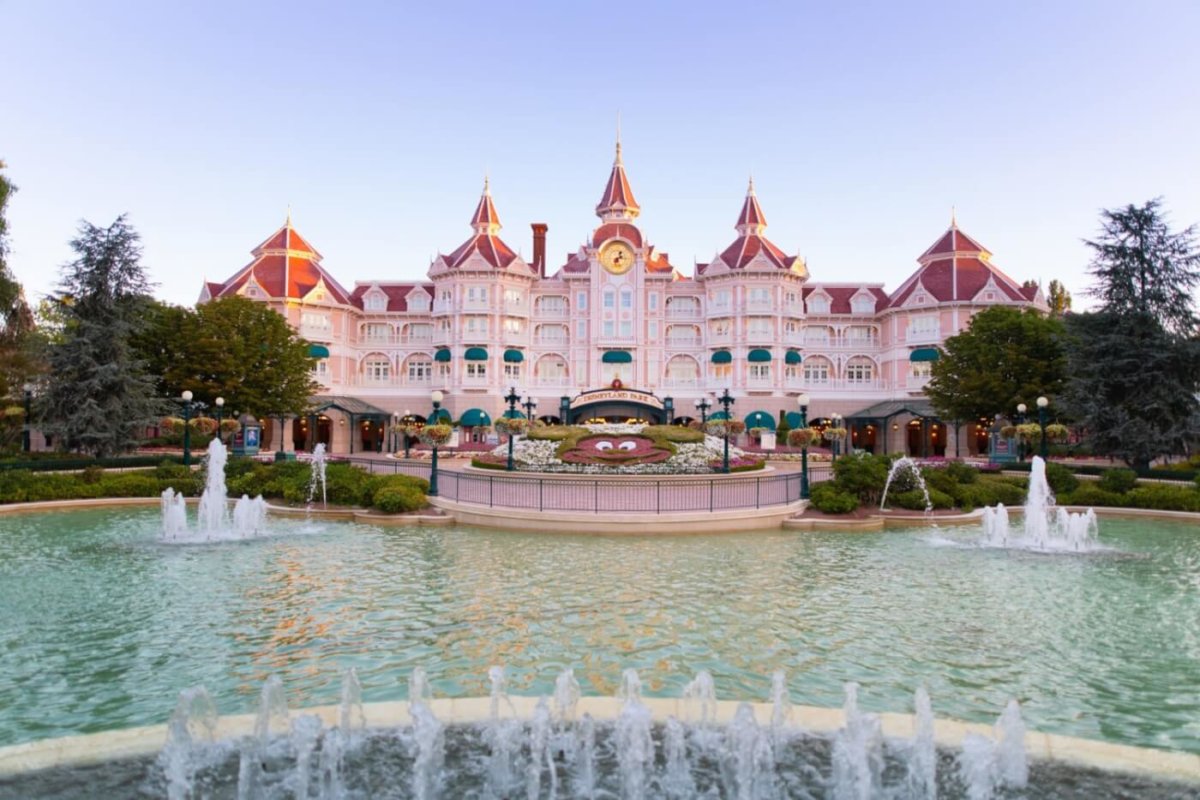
[925, 306, 1067, 423]
[0, 161, 38, 403]
[134, 296, 318, 417]
[1062, 199, 1200, 469]
[41, 216, 164, 456]
[1047, 279, 1072, 318]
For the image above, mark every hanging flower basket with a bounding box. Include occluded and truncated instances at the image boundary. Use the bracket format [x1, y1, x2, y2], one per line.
[160, 416, 185, 434]
[1044, 423, 1070, 443]
[1016, 422, 1043, 442]
[727, 420, 747, 436]
[188, 417, 218, 435]
[787, 428, 821, 448]
[418, 424, 453, 447]
[822, 426, 848, 442]
[999, 425, 1018, 439]
[704, 420, 729, 437]
[219, 419, 241, 436]
[494, 418, 528, 437]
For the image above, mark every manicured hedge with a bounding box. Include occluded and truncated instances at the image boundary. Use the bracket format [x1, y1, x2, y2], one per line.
[809, 481, 859, 514]
[0, 454, 186, 472]
[1003, 461, 1196, 482]
[225, 460, 429, 511]
[0, 463, 201, 503]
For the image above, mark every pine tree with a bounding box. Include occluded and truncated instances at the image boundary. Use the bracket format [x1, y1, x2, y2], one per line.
[1063, 199, 1200, 469]
[0, 160, 37, 403]
[41, 216, 164, 456]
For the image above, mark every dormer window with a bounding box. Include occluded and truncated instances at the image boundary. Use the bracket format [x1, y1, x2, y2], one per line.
[807, 295, 830, 314]
[851, 294, 875, 314]
[365, 293, 386, 312]
[408, 294, 430, 313]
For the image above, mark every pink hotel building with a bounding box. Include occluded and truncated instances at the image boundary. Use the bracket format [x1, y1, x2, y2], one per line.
[203, 144, 1046, 457]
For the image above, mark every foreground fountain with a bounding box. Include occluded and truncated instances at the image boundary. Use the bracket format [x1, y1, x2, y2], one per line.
[160, 439, 267, 542]
[9, 667, 1193, 799]
[980, 456, 1099, 551]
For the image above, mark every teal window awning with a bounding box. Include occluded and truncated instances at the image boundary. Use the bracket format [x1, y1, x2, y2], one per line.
[748, 348, 772, 363]
[431, 408, 452, 423]
[708, 410, 730, 420]
[785, 411, 805, 429]
[308, 344, 330, 358]
[711, 350, 732, 364]
[434, 349, 452, 363]
[502, 409, 526, 419]
[744, 411, 777, 430]
[459, 408, 492, 427]
[785, 349, 802, 365]
[910, 348, 940, 362]
[601, 350, 632, 364]
[503, 348, 524, 363]
[464, 347, 489, 361]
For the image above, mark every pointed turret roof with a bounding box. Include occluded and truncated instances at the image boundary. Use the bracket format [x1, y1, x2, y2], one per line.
[595, 138, 640, 221]
[206, 215, 351, 304]
[735, 177, 767, 234]
[887, 219, 1031, 308]
[443, 180, 520, 270]
[703, 182, 803, 274]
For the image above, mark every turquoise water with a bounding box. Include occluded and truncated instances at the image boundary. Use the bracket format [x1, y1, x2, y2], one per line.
[0, 508, 1197, 753]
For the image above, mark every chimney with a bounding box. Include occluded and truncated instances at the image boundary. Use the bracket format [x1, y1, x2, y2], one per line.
[531, 223, 548, 277]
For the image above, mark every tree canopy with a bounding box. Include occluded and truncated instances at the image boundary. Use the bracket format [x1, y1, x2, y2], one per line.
[133, 295, 318, 417]
[0, 160, 37, 403]
[41, 216, 163, 456]
[1046, 279, 1072, 318]
[925, 306, 1067, 423]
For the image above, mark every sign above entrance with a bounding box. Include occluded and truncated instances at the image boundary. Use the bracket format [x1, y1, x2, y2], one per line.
[569, 388, 665, 411]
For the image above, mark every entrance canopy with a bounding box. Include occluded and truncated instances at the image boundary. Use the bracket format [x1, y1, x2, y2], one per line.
[846, 399, 939, 422]
[564, 387, 669, 425]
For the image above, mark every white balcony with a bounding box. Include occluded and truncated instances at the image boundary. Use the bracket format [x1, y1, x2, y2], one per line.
[665, 337, 700, 348]
[534, 375, 570, 388]
[300, 326, 333, 342]
[535, 336, 569, 348]
[662, 377, 700, 389]
[907, 375, 931, 390]
[906, 328, 941, 344]
[401, 334, 433, 345]
[745, 329, 776, 343]
[666, 304, 702, 318]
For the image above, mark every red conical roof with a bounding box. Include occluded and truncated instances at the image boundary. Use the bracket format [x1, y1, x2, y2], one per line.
[735, 178, 767, 233]
[595, 140, 640, 220]
[470, 177, 502, 234]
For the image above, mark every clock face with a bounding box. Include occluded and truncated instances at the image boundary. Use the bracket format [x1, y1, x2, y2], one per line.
[599, 241, 635, 275]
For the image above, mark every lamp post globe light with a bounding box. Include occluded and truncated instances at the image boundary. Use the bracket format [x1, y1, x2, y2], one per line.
[214, 397, 225, 442]
[1037, 396, 1049, 460]
[831, 412, 844, 463]
[694, 396, 710, 424]
[429, 390, 444, 496]
[717, 388, 735, 473]
[403, 408, 412, 459]
[1016, 402, 1028, 461]
[503, 386, 521, 471]
[798, 393, 811, 500]
[180, 390, 195, 467]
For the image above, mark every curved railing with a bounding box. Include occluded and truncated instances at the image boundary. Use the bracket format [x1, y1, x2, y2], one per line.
[342, 457, 828, 513]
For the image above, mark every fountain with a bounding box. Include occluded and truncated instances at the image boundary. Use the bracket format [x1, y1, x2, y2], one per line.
[980, 456, 1100, 551]
[880, 456, 933, 512]
[307, 442, 328, 509]
[159, 438, 268, 542]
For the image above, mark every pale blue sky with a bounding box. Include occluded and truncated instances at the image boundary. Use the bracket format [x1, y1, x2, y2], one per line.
[4, 1, 1199, 307]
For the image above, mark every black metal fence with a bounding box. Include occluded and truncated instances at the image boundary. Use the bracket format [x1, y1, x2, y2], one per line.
[341, 457, 831, 513]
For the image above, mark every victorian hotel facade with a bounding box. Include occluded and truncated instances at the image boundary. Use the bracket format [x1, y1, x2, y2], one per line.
[203, 143, 1046, 457]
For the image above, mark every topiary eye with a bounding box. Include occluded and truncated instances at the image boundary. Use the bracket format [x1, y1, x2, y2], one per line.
[618, 441, 638, 451]
[595, 441, 613, 450]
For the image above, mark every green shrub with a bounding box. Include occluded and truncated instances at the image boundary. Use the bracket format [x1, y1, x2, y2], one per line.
[809, 482, 859, 514]
[1097, 468, 1138, 494]
[886, 487, 954, 511]
[1060, 483, 1124, 508]
[1044, 462, 1079, 494]
[831, 453, 889, 504]
[957, 479, 1026, 511]
[153, 460, 193, 480]
[642, 425, 704, 444]
[944, 461, 979, 484]
[373, 485, 426, 514]
[97, 474, 163, 497]
[367, 474, 430, 504]
[921, 467, 959, 498]
[1125, 484, 1200, 512]
[80, 465, 106, 484]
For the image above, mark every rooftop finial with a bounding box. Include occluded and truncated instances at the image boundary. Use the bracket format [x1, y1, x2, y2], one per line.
[951, 205, 957, 228]
[484, 172, 490, 194]
[748, 173, 756, 194]
[286, 204, 292, 226]
[615, 111, 623, 164]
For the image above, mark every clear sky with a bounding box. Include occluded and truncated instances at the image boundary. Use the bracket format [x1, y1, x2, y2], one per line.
[4, 1, 1199, 308]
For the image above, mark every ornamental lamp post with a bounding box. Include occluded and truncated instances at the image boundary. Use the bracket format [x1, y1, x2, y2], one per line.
[391, 411, 400, 453]
[798, 393, 811, 500]
[429, 390, 443, 496]
[1016, 402, 1028, 462]
[694, 397, 710, 424]
[180, 390, 195, 466]
[503, 386, 522, 471]
[521, 394, 538, 421]
[1037, 396, 1049, 460]
[717, 388, 735, 473]
[22, 383, 33, 453]
[214, 397, 225, 443]
[831, 412, 844, 463]
[403, 408, 412, 458]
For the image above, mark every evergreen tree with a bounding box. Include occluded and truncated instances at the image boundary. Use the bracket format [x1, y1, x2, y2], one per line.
[1047, 279, 1072, 318]
[925, 306, 1067, 423]
[41, 216, 163, 456]
[0, 161, 37, 402]
[1063, 199, 1200, 469]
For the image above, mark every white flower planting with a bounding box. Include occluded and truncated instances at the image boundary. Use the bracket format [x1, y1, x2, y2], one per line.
[489, 424, 751, 474]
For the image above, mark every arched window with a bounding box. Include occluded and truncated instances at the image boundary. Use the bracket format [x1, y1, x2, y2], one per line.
[803, 356, 833, 384]
[404, 354, 432, 384]
[362, 353, 392, 383]
[665, 355, 700, 386]
[535, 354, 569, 386]
[620, 287, 633, 309]
[845, 356, 876, 384]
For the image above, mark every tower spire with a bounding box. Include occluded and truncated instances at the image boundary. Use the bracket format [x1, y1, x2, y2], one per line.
[615, 112, 622, 164]
[470, 175, 501, 234]
[595, 133, 639, 221]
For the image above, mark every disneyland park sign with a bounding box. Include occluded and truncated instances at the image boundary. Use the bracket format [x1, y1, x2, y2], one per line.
[569, 387, 665, 411]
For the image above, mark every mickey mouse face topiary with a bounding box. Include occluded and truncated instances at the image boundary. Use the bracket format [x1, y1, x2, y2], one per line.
[560, 435, 673, 465]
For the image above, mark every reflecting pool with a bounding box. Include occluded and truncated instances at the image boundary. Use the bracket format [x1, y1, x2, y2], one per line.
[0, 508, 1196, 753]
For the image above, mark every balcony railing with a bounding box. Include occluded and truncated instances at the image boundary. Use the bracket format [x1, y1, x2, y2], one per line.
[666, 304, 702, 318]
[534, 375, 570, 387]
[665, 337, 700, 348]
[905, 328, 941, 344]
[300, 326, 333, 342]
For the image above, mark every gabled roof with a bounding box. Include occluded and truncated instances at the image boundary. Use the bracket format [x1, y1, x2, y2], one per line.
[208, 217, 352, 304]
[442, 181, 522, 270]
[887, 222, 1029, 309]
[703, 182, 802, 274]
[803, 285, 889, 314]
[595, 140, 640, 220]
[349, 283, 436, 312]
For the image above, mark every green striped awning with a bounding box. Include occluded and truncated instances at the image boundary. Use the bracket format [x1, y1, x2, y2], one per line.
[785, 350, 802, 365]
[503, 348, 524, 363]
[502, 409, 527, 419]
[744, 411, 777, 430]
[308, 345, 330, 358]
[459, 408, 492, 427]
[785, 411, 805, 429]
[601, 350, 632, 364]
[910, 348, 940, 362]
[708, 411, 730, 421]
[434, 349, 452, 363]
[431, 408, 452, 423]
[748, 348, 772, 363]
[711, 350, 732, 364]
[464, 347, 489, 361]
